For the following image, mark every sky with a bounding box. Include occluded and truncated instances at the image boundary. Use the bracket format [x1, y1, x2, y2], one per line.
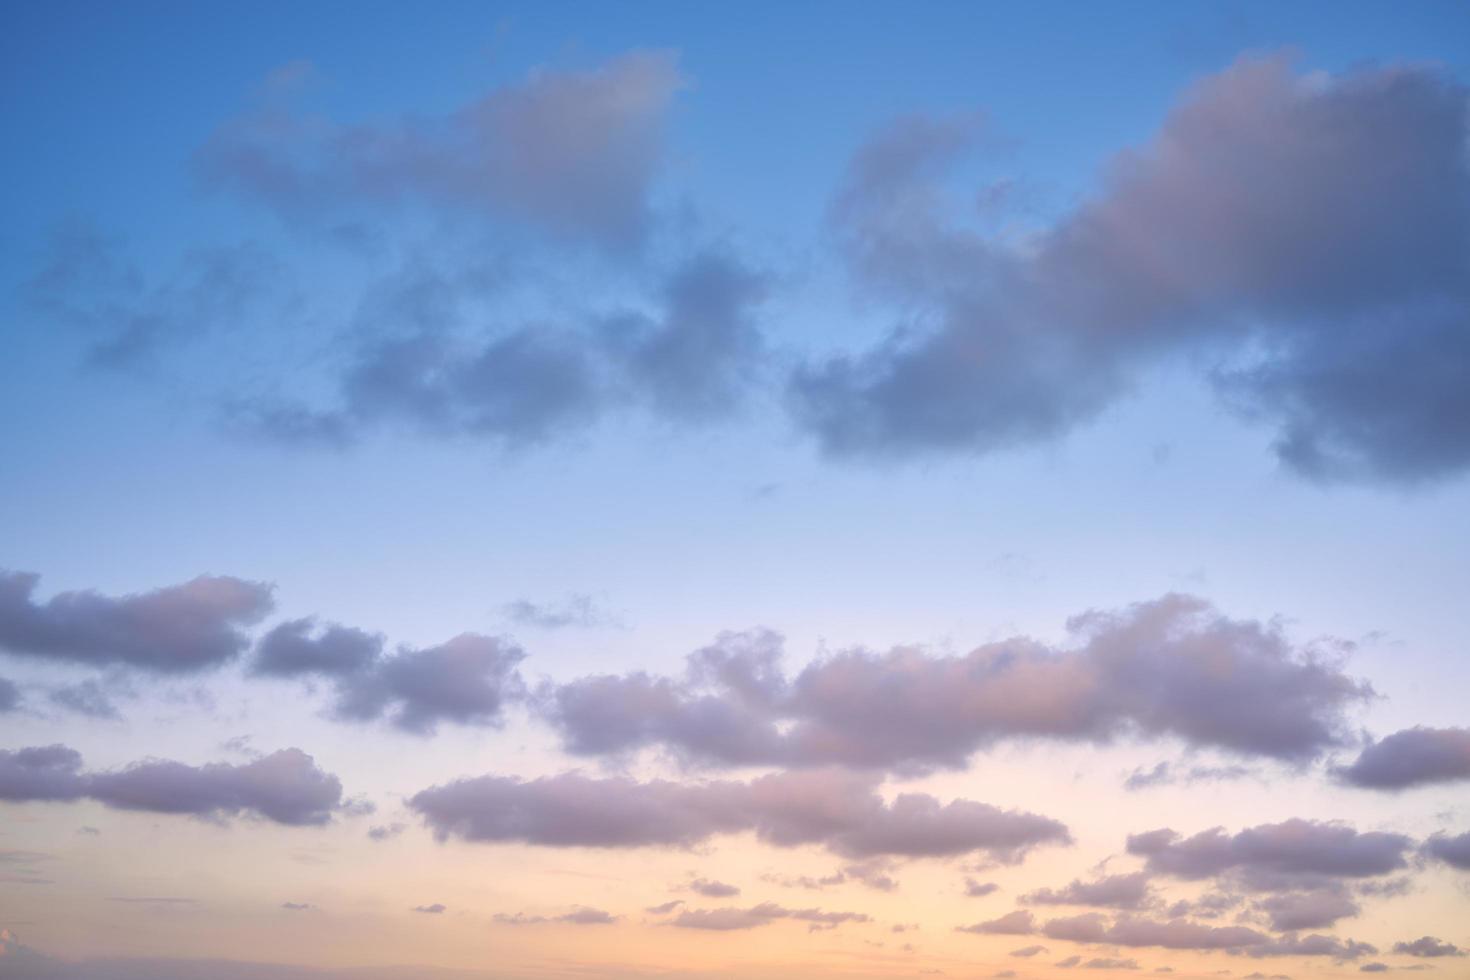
[1, 2, 1469, 978]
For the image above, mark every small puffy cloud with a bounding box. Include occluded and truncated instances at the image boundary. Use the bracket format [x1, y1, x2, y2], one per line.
[966, 878, 1000, 897]
[252, 619, 383, 677]
[957, 910, 1036, 935]
[1021, 872, 1153, 910]
[0, 570, 273, 673]
[1085, 960, 1140, 970]
[645, 900, 684, 914]
[1393, 937, 1465, 957]
[1245, 934, 1378, 960]
[332, 634, 526, 735]
[0, 744, 349, 825]
[1127, 819, 1413, 883]
[1125, 761, 1254, 791]
[367, 822, 406, 841]
[671, 902, 868, 931]
[1011, 945, 1049, 957]
[1056, 956, 1082, 968]
[412, 903, 446, 914]
[281, 902, 312, 911]
[689, 878, 740, 898]
[1360, 965, 1389, 974]
[1335, 727, 1470, 790]
[409, 768, 1069, 863]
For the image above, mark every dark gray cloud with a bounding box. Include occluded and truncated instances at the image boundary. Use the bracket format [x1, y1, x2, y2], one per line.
[409, 767, 1068, 862]
[0, 677, 19, 712]
[1021, 872, 1153, 910]
[1394, 937, 1465, 958]
[0, 570, 273, 673]
[545, 595, 1371, 771]
[0, 744, 348, 826]
[670, 902, 869, 931]
[237, 248, 768, 451]
[198, 52, 682, 249]
[957, 910, 1036, 935]
[1127, 819, 1413, 883]
[252, 619, 384, 677]
[1423, 830, 1470, 870]
[1335, 726, 1470, 790]
[792, 55, 1470, 484]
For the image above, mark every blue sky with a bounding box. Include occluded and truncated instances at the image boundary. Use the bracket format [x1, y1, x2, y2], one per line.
[2, 3, 1469, 978]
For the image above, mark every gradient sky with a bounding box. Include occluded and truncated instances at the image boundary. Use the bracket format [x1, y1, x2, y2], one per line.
[2, 3, 1470, 979]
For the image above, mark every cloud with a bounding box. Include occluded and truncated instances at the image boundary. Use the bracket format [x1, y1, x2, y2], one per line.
[236, 249, 769, 451]
[281, 902, 312, 911]
[1021, 872, 1153, 909]
[48, 679, 124, 720]
[412, 904, 446, 914]
[367, 823, 406, 841]
[198, 52, 683, 249]
[545, 595, 1371, 771]
[791, 55, 1470, 484]
[252, 619, 384, 677]
[1056, 956, 1082, 968]
[0, 570, 273, 673]
[1335, 727, 1470, 790]
[502, 595, 618, 630]
[1084, 960, 1140, 971]
[23, 228, 283, 367]
[494, 907, 617, 925]
[1041, 913, 1268, 950]
[305, 633, 526, 735]
[0, 677, 19, 712]
[1124, 761, 1254, 790]
[966, 878, 1000, 897]
[1252, 889, 1359, 930]
[1011, 945, 1049, 957]
[1245, 934, 1378, 960]
[670, 902, 869, 931]
[957, 910, 1036, 935]
[689, 878, 740, 898]
[1360, 965, 1389, 974]
[1422, 830, 1470, 870]
[645, 900, 684, 914]
[0, 744, 348, 825]
[409, 767, 1068, 862]
[1393, 937, 1465, 957]
[1127, 819, 1413, 884]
